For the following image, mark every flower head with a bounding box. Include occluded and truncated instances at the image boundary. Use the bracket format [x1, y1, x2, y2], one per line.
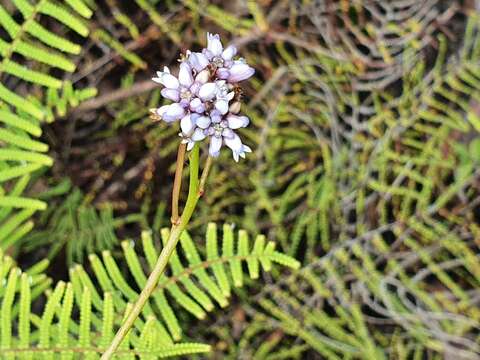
[151, 33, 254, 161]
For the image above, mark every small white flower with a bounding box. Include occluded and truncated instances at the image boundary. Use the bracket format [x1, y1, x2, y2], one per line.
[198, 82, 217, 101]
[228, 61, 255, 82]
[152, 33, 254, 161]
[227, 114, 249, 129]
[224, 133, 252, 162]
[158, 103, 185, 122]
[180, 113, 197, 135]
[178, 62, 194, 87]
[187, 51, 210, 72]
[222, 45, 237, 61]
[207, 33, 223, 57]
[152, 66, 180, 89]
[214, 80, 235, 115]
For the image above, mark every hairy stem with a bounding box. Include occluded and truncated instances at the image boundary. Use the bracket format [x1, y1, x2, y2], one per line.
[101, 145, 210, 359]
[171, 143, 186, 224]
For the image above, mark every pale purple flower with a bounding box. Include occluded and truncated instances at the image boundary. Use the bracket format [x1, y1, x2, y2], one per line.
[152, 32, 254, 161]
[191, 110, 251, 161]
[155, 103, 184, 123]
[153, 63, 210, 121]
[198, 82, 217, 101]
[227, 60, 255, 82]
[196, 33, 254, 83]
[214, 80, 235, 115]
[186, 51, 210, 72]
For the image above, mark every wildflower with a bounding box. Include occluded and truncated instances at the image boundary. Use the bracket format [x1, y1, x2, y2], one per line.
[152, 33, 254, 161]
[193, 111, 251, 161]
[186, 51, 210, 72]
[227, 60, 255, 82]
[214, 80, 235, 115]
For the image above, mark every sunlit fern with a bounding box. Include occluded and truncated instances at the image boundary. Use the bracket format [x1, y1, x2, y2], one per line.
[0, 0, 95, 248]
[0, 249, 210, 359]
[0, 223, 299, 357]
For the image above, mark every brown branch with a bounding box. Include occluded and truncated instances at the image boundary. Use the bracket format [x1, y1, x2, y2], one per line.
[71, 80, 158, 114]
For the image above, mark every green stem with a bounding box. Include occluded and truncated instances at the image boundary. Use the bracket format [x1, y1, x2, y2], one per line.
[171, 143, 186, 224]
[101, 145, 209, 359]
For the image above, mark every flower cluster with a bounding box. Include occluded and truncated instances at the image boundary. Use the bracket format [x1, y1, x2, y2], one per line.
[151, 33, 254, 161]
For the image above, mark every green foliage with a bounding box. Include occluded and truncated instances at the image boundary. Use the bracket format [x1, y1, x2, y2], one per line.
[22, 186, 145, 265]
[0, 0, 95, 248]
[73, 223, 299, 342]
[1, 0, 480, 359]
[0, 224, 298, 357]
[0, 249, 210, 359]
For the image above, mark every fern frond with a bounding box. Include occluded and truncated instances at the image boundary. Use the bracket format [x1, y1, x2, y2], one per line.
[22, 187, 143, 265]
[71, 223, 299, 343]
[0, 249, 211, 359]
[0, 0, 95, 249]
[0, 223, 297, 357]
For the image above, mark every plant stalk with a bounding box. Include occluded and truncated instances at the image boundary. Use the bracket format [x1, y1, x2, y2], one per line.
[171, 143, 186, 224]
[101, 145, 212, 359]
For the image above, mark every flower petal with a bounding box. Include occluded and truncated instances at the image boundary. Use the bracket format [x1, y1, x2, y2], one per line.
[209, 136, 222, 157]
[210, 109, 222, 123]
[162, 103, 184, 122]
[227, 114, 249, 129]
[207, 33, 223, 56]
[191, 128, 207, 141]
[196, 115, 211, 129]
[199, 82, 217, 101]
[190, 82, 201, 96]
[161, 88, 180, 102]
[195, 69, 210, 84]
[215, 99, 229, 115]
[222, 45, 237, 60]
[155, 105, 169, 117]
[189, 98, 205, 113]
[178, 62, 194, 87]
[180, 114, 195, 135]
[154, 71, 180, 89]
[202, 48, 214, 60]
[187, 140, 196, 151]
[216, 68, 230, 79]
[228, 63, 255, 82]
[224, 132, 243, 152]
[222, 128, 234, 139]
[188, 52, 209, 72]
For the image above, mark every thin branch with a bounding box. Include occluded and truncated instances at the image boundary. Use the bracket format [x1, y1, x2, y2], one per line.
[71, 80, 158, 114]
[171, 143, 186, 224]
[199, 156, 213, 196]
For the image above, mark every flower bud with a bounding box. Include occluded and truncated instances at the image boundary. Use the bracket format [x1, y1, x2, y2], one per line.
[216, 68, 230, 79]
[199, 82, 217, 101]
[229, 101, 241, 114]
[228, 63, 255, 82]
[188, 52, 209, 72]
[195, 69, 210, 84]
